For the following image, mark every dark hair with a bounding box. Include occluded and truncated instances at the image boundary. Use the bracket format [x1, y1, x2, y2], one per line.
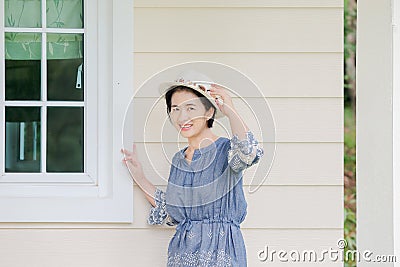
[165, 86, 216, 128]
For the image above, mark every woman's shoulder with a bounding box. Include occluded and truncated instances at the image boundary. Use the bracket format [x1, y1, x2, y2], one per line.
[218, 136, 231, 148]
[172, 149, 184, 163]
[209, 136, 231, 157]
[219, 136, 230, 142]
[210, 136, 231, 152]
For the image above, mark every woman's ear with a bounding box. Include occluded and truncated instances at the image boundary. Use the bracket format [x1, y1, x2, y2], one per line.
[205, 107, 215, 120]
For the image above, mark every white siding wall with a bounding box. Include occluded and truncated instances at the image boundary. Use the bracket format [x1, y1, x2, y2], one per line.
[0, 1, 343, 266]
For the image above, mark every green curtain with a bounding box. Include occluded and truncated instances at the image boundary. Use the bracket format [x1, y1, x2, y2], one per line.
[4, 0, 83, 60]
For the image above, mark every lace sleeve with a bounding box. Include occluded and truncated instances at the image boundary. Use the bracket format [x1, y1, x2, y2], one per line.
[147, 187, 179, 226]
[228, 130, 264, 173]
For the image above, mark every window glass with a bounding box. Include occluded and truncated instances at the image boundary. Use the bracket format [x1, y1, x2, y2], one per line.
[47, 33, 83, 101]
[4, 0, 41, 28]
[5, 32, 42, 100]
[5, 107, 41, 173]
[46, 0, 83, 28]
[47, 107, 83, 172]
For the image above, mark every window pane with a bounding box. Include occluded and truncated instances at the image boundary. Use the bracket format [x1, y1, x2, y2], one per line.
[4, 0, 41, 28]
[46, 0, 83, 28]
[5, 32, 42, 101]
[47, 33, 83, 60]
[5, 60, 41, 101]
[47, 34, 83, 101]
[47, 107, 83, 172]
[47, 59, 83, 101]
[5, 32, 42, 60]
[5, 107, 41, 173]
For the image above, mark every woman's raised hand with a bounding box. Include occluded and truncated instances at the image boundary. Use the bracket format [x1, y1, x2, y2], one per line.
[209, 84, 237, 118]
[121, 144, 144, 182]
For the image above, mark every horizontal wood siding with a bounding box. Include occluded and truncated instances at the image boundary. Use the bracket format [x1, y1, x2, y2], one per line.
[0, 229, 343, 266]
[134, 8, 342, 52]
[134, 53, 343, 98]
[134, 0, 343, 8]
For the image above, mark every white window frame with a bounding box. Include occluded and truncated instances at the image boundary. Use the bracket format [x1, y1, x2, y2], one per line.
[0, 0, 134, 222]
[393, 0, 400, 262]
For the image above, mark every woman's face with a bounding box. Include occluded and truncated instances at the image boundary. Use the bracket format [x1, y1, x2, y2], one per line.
[170, 90, 214, 139]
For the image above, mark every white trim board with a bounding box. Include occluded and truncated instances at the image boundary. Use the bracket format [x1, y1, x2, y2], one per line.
[357, 0, 395, 265]
[393, 0, 400, 264]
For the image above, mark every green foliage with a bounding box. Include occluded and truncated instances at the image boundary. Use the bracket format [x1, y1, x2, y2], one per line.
[344, 0, 357, 245]
[344, 0, 357, 109]
[344, 0, 357, 59]
[344, 108, 356, 149]
[344, 105, 356, 267]
[344, 207, 357, 266]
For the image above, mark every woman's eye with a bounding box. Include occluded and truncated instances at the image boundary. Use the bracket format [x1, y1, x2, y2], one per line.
[188, 107, 195, 111]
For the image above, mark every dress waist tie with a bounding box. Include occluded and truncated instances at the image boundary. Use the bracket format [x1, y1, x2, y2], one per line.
[176, 218, 241, 232]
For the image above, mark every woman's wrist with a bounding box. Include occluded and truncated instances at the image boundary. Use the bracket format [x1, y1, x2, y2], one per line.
[225, 106, 239, 119]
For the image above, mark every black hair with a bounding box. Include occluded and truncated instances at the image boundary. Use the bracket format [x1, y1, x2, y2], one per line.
[165, 86, 216, 128]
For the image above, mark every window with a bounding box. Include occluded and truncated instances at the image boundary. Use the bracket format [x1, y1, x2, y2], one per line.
[2, 0, 91, 182]
[0, 0, 133, 222]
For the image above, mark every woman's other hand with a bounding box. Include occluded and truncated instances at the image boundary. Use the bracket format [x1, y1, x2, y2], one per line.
[121, 144, 144, 182]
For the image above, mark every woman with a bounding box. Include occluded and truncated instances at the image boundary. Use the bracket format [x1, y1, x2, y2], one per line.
[121, 70, 264, 266]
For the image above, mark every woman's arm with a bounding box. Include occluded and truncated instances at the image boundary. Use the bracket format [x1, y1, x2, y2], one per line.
[121, 145, 178, 226]
[226, 108, 249, 141]
[121, 144, 157, 207]
[209, 84, 264, 172]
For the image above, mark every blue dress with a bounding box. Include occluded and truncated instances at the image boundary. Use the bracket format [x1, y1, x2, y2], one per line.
[148, 131, 264, 267]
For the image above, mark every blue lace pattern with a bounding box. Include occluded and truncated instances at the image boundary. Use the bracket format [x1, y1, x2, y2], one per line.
[148, 187, 179, 226]
[228, 130, 264, 173]
[168, 249, 233, 267]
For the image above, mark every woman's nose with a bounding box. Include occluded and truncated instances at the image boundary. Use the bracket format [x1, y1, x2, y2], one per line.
[177, 110, 190, 123]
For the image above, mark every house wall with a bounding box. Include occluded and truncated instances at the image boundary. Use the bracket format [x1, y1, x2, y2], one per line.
[0, 0, 344, 266]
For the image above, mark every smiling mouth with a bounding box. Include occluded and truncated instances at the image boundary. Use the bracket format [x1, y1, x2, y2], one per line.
[180, 124, 193, 130]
